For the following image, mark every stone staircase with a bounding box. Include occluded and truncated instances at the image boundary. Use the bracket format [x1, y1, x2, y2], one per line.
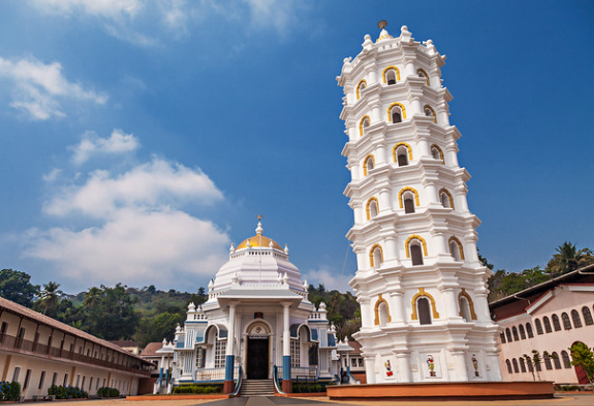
[240, 379, 275, 396]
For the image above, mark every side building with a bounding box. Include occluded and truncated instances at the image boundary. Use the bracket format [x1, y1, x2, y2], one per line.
[0, 297, 153, 400]
[490, 264, 594, 385]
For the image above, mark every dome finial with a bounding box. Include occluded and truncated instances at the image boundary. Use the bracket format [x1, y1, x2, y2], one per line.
[377, 20, 388, 30]
[255, 215, 263, 235]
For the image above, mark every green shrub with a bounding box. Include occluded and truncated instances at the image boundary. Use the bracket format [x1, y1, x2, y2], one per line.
[97, 387, 119, 398]
[0, 381, 21, 401]
[172, 385, 221, 394]
[47, 385, 88, 399]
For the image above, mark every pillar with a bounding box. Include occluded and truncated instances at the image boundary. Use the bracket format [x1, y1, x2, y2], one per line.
[223, 301, 237, 394]
[281, 302, 292, 393]
[396, 353, 412, 382]
[364, 357, 376, 384]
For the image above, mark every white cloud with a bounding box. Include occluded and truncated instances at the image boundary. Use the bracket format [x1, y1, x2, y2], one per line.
[25, 208, 229, 289]
[44, 156, 224, 218]
[303, 267, 350, 292]
[42, 168, 62, 183]
[0, 56, 107, 120]
[26, 146, 230, 290]
[70, 129, 140, 165]
[31, 0, 142, 19]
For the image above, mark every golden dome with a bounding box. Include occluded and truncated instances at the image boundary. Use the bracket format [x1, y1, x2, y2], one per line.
[236, 235, 283, 251]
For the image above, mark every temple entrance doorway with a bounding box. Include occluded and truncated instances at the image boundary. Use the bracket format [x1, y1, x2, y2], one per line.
[247, 337, 269, 379]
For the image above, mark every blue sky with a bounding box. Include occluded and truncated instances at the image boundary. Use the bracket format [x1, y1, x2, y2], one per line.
[0, 1, 592, 294]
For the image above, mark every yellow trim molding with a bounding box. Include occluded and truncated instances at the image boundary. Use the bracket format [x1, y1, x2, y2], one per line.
[387, 102, 407, 121]
[458, 288, 477, 320]
[448, 236, 465, 260]
[438, 188, 455, 209]
[359, 115, 370, 137]
[405, 235, 428, 258]
[369, 243, 384, 268]
[382, 66, 401, 83]
[410, 288, 440, 320]
[366, 197, 379, 220]
[398, 187, 420, 208]
[374, 293, 392, 326]
[423, 104, 437, 124]
[430, 144, 445, 164]
[417, 68, 430, 86]
[356, 79, 367, 100]
[392, 142, 413, 163]
[362, 154, 375, 176]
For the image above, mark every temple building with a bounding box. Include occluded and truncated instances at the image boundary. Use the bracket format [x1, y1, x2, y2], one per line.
[338, 22, 502, 383]
[167, 219, 339, 393]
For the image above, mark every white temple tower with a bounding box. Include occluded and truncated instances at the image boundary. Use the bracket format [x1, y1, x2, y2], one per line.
[338, 22, 502, 383]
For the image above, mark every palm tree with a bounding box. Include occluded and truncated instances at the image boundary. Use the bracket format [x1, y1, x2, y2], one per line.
[547, 242, 594, 276]
[39, 281, 63, 316]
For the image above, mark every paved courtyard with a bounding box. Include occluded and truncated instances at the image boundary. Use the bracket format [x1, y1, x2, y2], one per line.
[21, 393, 594, 406]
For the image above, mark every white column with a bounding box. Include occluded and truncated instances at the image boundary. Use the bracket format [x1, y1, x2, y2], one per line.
[282, 302, 291, 357]
[389, 292, 406, 324]
[226, 302, 237, 356]
[396, 353, 411, 382]
[364, 357, 376, 384]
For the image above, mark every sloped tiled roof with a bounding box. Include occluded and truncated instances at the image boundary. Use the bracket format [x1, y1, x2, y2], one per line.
[0, 296, 149, 363]
[140, 342, 163, 357]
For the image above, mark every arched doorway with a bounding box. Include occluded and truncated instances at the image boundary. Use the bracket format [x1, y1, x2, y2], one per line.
[571, 341, 590, 384]
[246, 321, 271, 379]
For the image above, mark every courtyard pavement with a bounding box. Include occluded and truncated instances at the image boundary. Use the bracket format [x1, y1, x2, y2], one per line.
[20, 393, 594, 406]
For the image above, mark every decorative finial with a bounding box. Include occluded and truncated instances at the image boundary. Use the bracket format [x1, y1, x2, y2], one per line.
[377, 20, 388, 30]
[255, 215, 263, 235]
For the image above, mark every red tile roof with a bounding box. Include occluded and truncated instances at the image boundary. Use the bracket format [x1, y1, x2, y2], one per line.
[140, 342, 163, 357]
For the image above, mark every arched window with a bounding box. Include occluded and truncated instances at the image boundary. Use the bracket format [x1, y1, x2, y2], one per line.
[430, 144, 444, 164]
[552, 352, 562, 370]
[561, 351, 571, 368]
[449, 236, 464, 261]
[366, 197, 379, 220]
[519, 357, 526, 373]
[373, 294, 391, 326]
[512, 358, 519, 373]
[387, 102, 406, 123]
[393, 143, 412, 166]
[582, 306, 593, 325]
[411, 244, 423, 265]
[398, 187, 419, 213]
[519, 324, 526, 340]
[526, 356, 533, 372]
[378, 302, 389, 326]
[505, 328, 512, 342]
[406, 235, 427, 266]
[562, 312, 572, 330]
[512, 326, 519, 341]
[544, 353, 552, 370]
[526, 322, 534, 338]
[369, 244, 384, 269]
[359, 116, 370, 137]
[500, 332, 506, 344]
[417, 297, 432, 325]
[505, 359, 512, 374]
[356, 79, 367, 100]
[382, 66, 400, 85]
[459, 296, 471, 321]
[423, 105, 437, 123]
[417, 68, 430, 86]
[404, 195, 415, 213]
[439, 188, 454, 209]
[571, 309, 583, 328]
[535, 318, 543, 335]
[552, 314, 561, 331]
[363, 154, 375, 176]
[543, 316, 552, 333]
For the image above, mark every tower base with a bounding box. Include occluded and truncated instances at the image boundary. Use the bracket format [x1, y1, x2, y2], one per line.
[327, 381, 554, 401]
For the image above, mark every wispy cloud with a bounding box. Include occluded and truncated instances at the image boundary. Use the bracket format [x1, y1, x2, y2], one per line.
[0, 56, 107, 120]
[26, 135, 229, 290]
[31, 0, 143, 19]
[70, 129, 140, 165]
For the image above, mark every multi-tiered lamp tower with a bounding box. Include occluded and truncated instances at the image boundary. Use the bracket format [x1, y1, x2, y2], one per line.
[338, 22, 502, 383]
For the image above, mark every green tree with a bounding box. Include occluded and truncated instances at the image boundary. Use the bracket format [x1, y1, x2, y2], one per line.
[82, 284, 139, 340]
[570, 342, 594, 389]
[0, 269, 39, 307]
[38, 281, 63, 317]
[547, 242, 594, 276]
[135, 312, 185, 347]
